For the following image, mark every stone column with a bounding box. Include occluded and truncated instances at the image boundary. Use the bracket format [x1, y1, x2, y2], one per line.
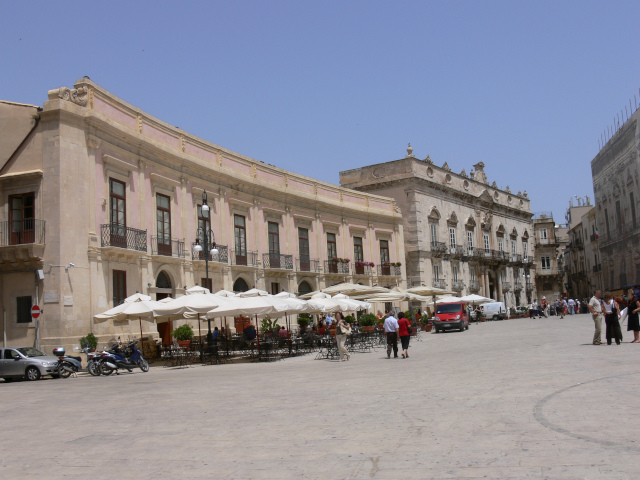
[496, 270, 502, 302]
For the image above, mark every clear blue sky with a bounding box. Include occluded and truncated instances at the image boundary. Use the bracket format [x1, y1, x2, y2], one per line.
[2, 0, 639, 220]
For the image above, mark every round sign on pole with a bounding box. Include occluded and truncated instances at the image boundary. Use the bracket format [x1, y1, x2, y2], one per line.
[31, 305, 41, 319]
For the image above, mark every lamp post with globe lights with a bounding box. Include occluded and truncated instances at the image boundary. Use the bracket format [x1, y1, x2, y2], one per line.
[193, 190, 218, 345]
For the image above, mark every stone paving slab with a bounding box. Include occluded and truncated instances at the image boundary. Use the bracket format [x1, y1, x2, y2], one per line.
[1, 314, 639, 479]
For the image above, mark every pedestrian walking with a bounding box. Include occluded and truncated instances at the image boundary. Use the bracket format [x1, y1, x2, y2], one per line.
[335, 312, 350, 362]
[602, 292, 622, 345]
[556, 298, 565, 318]
[383, 311, 399, 359]
[336, 312, 351, 362]
[625, 289, 640, 343]
[542, 297, 549, 318]
[568, 298, 576, 315]
[397, 312, 411, 358]
[588, 290, 603, 345]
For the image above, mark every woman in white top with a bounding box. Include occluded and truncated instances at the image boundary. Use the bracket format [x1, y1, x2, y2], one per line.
[602, 292, 622, 345]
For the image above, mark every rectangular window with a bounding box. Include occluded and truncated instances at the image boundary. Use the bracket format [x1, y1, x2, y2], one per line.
[109, 179, 126, 227]
[379, 240, 390, 264]
[631, 192, 636, 229]
[16, 296, 32, 323]
[540, 228, 548, 244]
[604, 208, 610, 237]
[452, 265, 458, 282]
[467, 230, 473, 254]
[298, 228, 310, 270]
[201, 277, 212, 292]
[449, 227, 456, 249]
[615, 201, 622, 233]
[483, 233, 490, 252]
[470, 269, 476, 282]
[234, 214, 247, 265]
[498, 237, 504, 252]
[511, 239, 516, 255]
[9, 192, 35, 245]
[430, 224, 438, 244]
[523, 242, 528, 261]
[156, 194, 171, 255]
[327, 233, 337, 260]
[268, 222, 280, 255]
[541, 256, 551, 270]
[113, 270, 126, 306]
[353, 236, 364, 263]
[433, 264, 440, 281]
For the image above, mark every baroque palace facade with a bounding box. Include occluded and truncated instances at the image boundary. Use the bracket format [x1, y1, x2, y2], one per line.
[340, 146, 535, 309]
[0, 78, 404, 351]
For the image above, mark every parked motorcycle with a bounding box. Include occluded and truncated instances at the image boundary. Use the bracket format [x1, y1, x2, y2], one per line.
[99, 339, 149, 375]
[53, 347, 83, 378]
[86, 348, 104, 376]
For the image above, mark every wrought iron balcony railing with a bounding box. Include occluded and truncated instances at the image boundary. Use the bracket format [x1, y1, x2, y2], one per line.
[352, 263, 374, 275]
[452, 280, 465, 291]
[100, 224, 147, 252]
[450, 245, 465, 258]
[0, 219, 46, 246]
[433, 279, 447, 289]
[262, 253, 294, 270]
[377, 265, 401, 276]
[297, 258, 321, 272]
[231, 250, 258, 267]
[430, 241, 447, 257]
[191, 243, 228, 263]
[324, 260, 350, 274]
[535, 267, 563, 276]
[513, 281, 523, 291]
[468, 281, 481, 291]
[151, 236, 185, 257]
[501, 281, 512, 291]
[509, 254, 523, 264]
[525, 283, 534, 291]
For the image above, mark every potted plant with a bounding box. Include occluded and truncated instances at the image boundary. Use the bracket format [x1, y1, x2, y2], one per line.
[420, 315, 433, 332]
[79, 333, 98, 352]
[359, 313, 379, 332]
[297, 314, 311, 332]
[171, 324, 194, 347]
[345, 315, 355, 324]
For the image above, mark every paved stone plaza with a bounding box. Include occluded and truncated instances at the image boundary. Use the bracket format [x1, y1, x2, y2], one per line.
[1, 314, 639, 480]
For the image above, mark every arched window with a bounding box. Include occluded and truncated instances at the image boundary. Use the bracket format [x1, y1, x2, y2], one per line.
[298, 281, 313, 295]
[233, 277, 249, 293]
[156, 271, 172, 289]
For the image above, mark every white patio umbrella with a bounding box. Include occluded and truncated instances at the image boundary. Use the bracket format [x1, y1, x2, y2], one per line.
[124, 293, 152, 303]
[299, 283, 389, 299]
[213, 289, 237, 297]
[459, 294, 495, 304]
[94, 298, 163, 340]
[238, 288, 269, 297]
[185, 285, 210, 295]
[426, 296, 463, 306]
[158, 296, 174, 304]
[332, 293, 370, 312]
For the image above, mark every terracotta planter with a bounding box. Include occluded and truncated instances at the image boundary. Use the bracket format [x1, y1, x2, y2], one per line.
[330, 329, 336, 337]
[177, 340, 191, 348]
[362, 326, 375, 333]
[480, 317, 486, 322]
[425, 324, 433, 332]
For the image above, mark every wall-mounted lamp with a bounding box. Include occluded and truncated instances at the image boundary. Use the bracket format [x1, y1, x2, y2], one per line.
[147, 283, 152, 288]
[102, 198, 107, 207]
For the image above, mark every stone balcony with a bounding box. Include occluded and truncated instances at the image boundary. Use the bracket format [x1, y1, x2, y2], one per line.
[0, 219, 46, 270]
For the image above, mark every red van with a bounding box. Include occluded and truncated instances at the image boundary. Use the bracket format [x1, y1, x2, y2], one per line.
[433, 302, 469, 333]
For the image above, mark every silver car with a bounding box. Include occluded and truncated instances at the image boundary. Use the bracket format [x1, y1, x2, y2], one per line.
[0, 347, 60, 381]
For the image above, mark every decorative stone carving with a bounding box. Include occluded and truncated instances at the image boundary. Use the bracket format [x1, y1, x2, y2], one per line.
[180, 136, 185, 152]
[424, 154, 433, 164]
[447, 211, 458, 225]
[460, 169, 468, 178]
[137, 115, 143, 134]
[523, 190, 528, 198]
[48, 86, 88, 106]
[505, 185, 511, 193]
[406, 143, 414, 158]
[469, 170, 475, 180]
[392, 201, 400, 213]
[517, 190, 522, 197]
[442, 162, 451, 172]
[251, 164, 257, 178]
[473, 162, 487, 183]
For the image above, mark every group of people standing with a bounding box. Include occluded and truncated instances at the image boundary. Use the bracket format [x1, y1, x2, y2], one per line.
[588, 289, 640, 345]
[382, 312, 412, 359]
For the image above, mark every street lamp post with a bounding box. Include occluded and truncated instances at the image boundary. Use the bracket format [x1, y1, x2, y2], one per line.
[192, 190, 218, 355]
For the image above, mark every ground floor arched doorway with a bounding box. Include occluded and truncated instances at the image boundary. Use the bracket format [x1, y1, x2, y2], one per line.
[233, 277, 250, 293]
[156, 270, 173, 345]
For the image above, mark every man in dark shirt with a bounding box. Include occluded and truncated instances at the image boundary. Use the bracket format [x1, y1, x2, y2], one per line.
[244, 324, 257, 341]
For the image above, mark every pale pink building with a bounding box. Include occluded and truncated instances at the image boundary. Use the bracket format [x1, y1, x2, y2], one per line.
[0, 78, 405, 351]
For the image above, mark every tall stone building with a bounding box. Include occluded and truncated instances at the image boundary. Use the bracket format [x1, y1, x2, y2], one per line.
[532, 213, 567, 302]
[340, 146, 535, 309]
[592, 107, 640, 290]
[0, 78, 405, 351]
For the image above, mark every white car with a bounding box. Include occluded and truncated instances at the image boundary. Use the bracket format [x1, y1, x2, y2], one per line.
[0, 347, 60, 381]
[481, 302, 507, 320]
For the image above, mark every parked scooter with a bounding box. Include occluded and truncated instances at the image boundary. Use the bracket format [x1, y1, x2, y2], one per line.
[86, 348, 104, 376]
[53, 347, 83, 378]
[99, 339, 149, 375]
